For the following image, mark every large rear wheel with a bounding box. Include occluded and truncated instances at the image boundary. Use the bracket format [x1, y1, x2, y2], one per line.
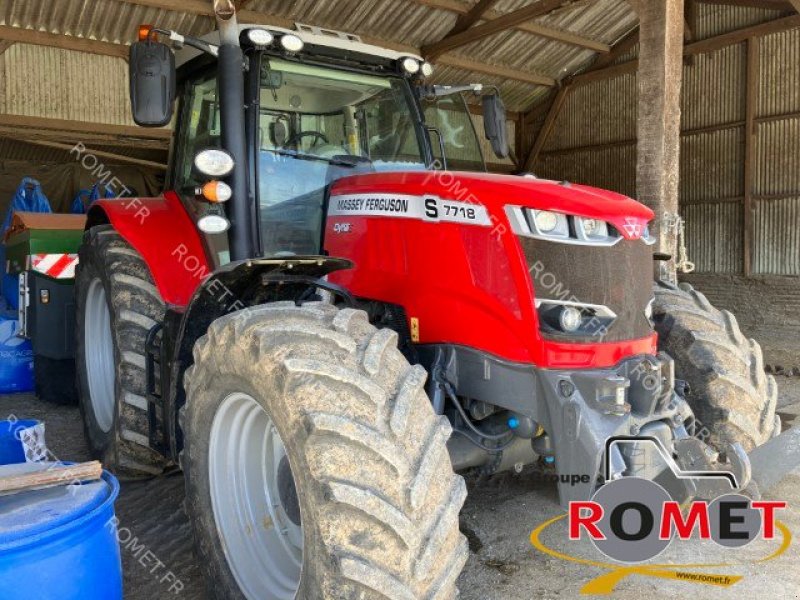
[653, 281, 779, 452]
[75, 225, 167, 476]
[182, 301, 468, 599]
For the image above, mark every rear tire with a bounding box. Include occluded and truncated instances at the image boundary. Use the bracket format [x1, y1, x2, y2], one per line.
[75, 225, 167, 476]
[653, 281, 779, 452]
[182, 301, 468, 600]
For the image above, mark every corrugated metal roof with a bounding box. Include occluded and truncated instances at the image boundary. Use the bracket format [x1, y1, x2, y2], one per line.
[0, 0, 639, 113]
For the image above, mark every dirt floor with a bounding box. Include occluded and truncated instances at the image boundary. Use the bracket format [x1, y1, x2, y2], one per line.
[2, 377, 800, 600]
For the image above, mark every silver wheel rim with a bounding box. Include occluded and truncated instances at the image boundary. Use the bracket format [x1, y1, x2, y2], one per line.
[209, 392, 303, 600]
[84, 278, 115, 433]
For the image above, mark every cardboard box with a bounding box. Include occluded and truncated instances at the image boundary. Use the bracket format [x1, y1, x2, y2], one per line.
[4, 212, 86, 276]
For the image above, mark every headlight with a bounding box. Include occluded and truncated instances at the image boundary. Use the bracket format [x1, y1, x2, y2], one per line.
[194, 149, 234, 178]
[643, 224, 657, 245]
[559, 306, 582, 332]
[198, 214, 230, 234]
[280, 34, 304, 53]
[246, 28, 274, 46]
[532, 210, 569, 237]
[421, 62, 434, 77]
[535, 299, 617, 338]
[575, 216, 611, 242]
[401, 57, 421, 75]
[580, 218, 608, 239]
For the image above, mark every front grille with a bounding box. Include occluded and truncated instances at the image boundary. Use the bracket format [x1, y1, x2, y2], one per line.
[519, 236, 654, 342]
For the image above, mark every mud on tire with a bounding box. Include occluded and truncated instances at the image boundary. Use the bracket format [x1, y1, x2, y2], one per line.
[182, 301, 468, 599]
[653, 281, 779, 452]
[75, 225, 167, 476]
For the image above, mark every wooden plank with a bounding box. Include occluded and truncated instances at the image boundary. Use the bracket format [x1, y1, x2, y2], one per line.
[743, 36, 759, 276]
[790, 0, 800, 12]
[523, 84, 570, 171]
[422, 0, 572, 59]
[0, 461, 102, 495]
[0, 25, 128, 59]
[685, 14, 800, 55]
[0, 114, 172, 141]
[437, 54, 556, 86]
[20, 139, 168, 170]
[0, 40, 12, 55]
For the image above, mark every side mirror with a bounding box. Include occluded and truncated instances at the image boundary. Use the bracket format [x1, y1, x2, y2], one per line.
[482, 94, 509, 159]
[129, 40, 176, 127]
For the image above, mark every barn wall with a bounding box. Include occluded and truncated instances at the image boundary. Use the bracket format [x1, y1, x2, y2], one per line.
[530, 7, 800, 367]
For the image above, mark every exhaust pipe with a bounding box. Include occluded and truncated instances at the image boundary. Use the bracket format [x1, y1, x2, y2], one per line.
[214, 0, 239, 45]
[212, 0, 253, 261]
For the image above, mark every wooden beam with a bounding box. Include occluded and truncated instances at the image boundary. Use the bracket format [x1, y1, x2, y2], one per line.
[0, 25, 128, 59]
[0, 40, 12, 55]
[407, 0, 609, 51]
[437, 54, 556, 86]
[686, 14, 800, 54]
[423, 0, 574, 59]
[684, 0, 697, 42]
[572, 59, 638, 84]
[19, 139, 167, 170]
[448, 0, 503, 36]
[743, 36, 759, 276]
[467, 102, 520, 121]
[0, 114, 172, 141]
[790, 0, 800, 12]
[590, 27, 639, 71]
[524, 84, 570, 171]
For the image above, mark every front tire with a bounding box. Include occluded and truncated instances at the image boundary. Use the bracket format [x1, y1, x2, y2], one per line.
[653, 281, 779, 452]
[75, 225, 167, 476]
[182, 302, 468, 600]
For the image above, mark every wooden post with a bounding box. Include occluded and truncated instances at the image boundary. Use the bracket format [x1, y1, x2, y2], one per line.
[636, 0, 685, 280]
[744, 36, 759, 276]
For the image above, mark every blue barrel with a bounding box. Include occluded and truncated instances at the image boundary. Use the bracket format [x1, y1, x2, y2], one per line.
[0, 313, 33, 393]
[0, 419, 44, 465]
[0, 464, 122, 599]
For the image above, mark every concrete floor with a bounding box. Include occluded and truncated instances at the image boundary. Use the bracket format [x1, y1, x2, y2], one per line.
[2, 377, 800, 600]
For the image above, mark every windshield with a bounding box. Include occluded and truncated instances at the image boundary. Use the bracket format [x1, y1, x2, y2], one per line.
[257, 58, 427, 256]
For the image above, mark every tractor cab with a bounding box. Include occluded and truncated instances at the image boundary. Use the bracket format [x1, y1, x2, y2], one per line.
[131, 21, 507, 264]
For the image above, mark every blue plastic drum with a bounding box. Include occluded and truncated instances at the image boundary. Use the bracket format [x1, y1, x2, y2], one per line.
[0, 464, 123, 599]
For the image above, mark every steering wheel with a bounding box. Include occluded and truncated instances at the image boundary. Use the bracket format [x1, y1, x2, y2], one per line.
[284, 131, 329, 149]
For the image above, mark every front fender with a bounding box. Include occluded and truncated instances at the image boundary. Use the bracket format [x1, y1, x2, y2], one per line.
[88, 191, 211, 307]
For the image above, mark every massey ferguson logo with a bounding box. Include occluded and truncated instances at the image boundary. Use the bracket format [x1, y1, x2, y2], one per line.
[622, 217, 643, 238]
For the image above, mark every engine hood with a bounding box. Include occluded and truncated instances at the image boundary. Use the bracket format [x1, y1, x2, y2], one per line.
[331, 170, 654, 231]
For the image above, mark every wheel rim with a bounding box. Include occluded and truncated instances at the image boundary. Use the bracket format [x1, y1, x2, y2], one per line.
[209, 392, 303, 600]
[84, 278, 115, 433]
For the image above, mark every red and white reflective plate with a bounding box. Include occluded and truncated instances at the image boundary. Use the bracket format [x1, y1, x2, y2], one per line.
[28, 253, 79, 279]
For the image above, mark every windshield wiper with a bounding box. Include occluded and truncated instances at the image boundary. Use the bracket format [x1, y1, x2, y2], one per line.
[267, 149, 362, 168]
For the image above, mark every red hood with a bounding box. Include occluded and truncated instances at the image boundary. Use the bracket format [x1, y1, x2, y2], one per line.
[331, 171, 654, 239]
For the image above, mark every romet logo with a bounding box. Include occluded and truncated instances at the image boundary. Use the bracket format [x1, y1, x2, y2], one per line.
[530, 437, 791, 594]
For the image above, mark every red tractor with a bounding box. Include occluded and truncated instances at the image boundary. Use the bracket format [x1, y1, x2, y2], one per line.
[74, 2, 789, 598]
